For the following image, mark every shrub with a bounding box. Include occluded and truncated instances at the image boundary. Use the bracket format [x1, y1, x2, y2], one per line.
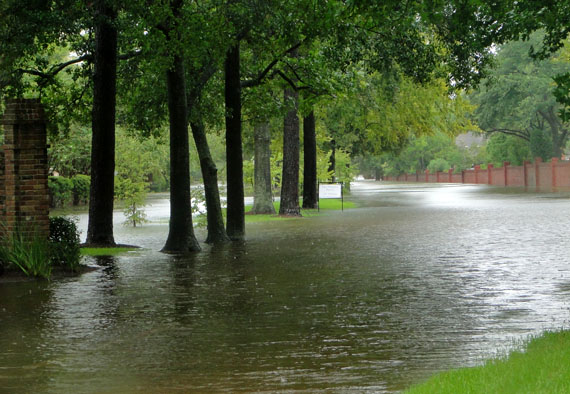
[71, 175, 90, 205]
[427, 158, 451, 173]
[0, 217, 82, 278]
[48, 176, 73, 208]
[49, 216, 81, 271]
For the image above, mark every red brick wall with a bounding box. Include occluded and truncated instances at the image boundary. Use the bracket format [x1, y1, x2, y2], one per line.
[0, 99, 49, 238]
[384, 158, 570, 191]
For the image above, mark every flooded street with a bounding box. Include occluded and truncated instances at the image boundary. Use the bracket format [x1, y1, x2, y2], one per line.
[2, 181, 570, 393]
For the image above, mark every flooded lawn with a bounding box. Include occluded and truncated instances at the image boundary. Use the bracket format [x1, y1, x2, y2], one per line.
[2, 181, 570, 393]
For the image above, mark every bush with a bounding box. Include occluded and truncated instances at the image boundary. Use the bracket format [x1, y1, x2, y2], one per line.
[71, 174, 90, 205]
[49, 216, 81, 271]
[48, 176, 73, 208]
[427, 158, 451, 173]
[0, 217, 82, 278]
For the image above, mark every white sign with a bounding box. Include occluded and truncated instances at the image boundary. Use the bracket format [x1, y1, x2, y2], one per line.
[319, 183, 342, 199]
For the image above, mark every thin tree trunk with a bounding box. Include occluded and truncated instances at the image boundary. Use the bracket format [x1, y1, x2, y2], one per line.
[190, 112, 230, 243]
[225, 43, 245, 240]
[279, 85, 301, 216]
[251, 122, 276, 214]
[162, 55, 200, 253]
[302, 110, 317, 209]
[86, 0, 117, 246]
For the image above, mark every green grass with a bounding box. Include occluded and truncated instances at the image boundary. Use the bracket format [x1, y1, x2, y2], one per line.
[80, 247, 138, 257]
[405, 330, 570, 394]
[243, 199, 356, 223]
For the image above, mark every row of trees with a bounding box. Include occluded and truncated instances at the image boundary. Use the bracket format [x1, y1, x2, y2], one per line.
[1, 0, 568, 252]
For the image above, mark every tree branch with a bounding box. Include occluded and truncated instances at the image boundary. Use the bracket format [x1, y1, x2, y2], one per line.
[17, 49, 142, 80]
[274, 69, 311, 92]
[18, 54, 92, 79]
[240, 41, 303, 89]
[485, 128, 530, 141]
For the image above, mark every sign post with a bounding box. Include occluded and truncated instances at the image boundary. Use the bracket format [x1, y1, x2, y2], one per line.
[318, 182, 343, 212]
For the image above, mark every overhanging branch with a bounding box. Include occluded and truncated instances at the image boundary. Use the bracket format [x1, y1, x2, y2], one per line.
[17, 49, 141, 80]
[485, 128, 530, 141]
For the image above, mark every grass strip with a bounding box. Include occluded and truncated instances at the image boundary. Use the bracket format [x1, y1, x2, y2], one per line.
[80, 247, 138, 257]
[405, 330, 570, 393]
[244, 199, 356, 223]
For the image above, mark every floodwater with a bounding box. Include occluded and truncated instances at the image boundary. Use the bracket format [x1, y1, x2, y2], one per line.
[2, 181, 570, 393]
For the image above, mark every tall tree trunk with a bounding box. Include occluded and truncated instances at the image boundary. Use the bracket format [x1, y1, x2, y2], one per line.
[328, 139, 336, 182]
[225, 43, 245, 240]
[190, 111, 230, 243]
[251, 122, 275, 214]
[162, 55, 200, 253]
[302, 110, 317, 209]
[86, 0, 117, 246]
[279, 85, 301, 216]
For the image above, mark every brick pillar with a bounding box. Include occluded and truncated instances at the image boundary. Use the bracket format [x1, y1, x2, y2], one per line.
[503, 162, 510, 186]
[474, 165, 480, 184]
[552, 157, 558, 188]
[1, 99, 49, 239]
[535, 157, 542, 188]
[461, 170, 465, 184]
[487, 164, 493, 185]
[523, 160, 529, 187]
[448, 168, 453, 182]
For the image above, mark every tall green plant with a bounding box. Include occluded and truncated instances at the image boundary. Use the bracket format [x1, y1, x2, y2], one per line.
[0, 226, 52, 278]
[115, 177, 148, 227]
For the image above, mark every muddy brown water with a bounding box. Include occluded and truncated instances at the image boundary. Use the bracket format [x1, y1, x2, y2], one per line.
[1, 181, 570, 393]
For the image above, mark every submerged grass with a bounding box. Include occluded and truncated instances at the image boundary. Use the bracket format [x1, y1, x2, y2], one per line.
[244, 199, 356, 223]
[405, 330, 570, 393]
[80, 247, 138, 257]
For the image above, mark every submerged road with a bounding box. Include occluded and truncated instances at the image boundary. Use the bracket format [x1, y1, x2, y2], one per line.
[1, 181, 570, 392]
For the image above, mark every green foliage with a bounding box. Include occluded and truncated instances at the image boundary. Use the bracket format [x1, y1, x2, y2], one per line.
[71, 174, 90, 205]
[378, 132, 487, 177]
[115, 177, 148, 227]
[486, 133, 531, 166]
[427, 158, 451, 173]
[48, 216, 81, 271]
[470, 32, 569, 157]
[113, 127, 172, 227]
[48, 176, 73, 208]
[405, 330, 570, 394]
[190, 185, 208, 228]
[529, 129, 553, 161]
[49, 175, 89, 208]
[48, 125, 92, 177]
[553, 72, 570, 122]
